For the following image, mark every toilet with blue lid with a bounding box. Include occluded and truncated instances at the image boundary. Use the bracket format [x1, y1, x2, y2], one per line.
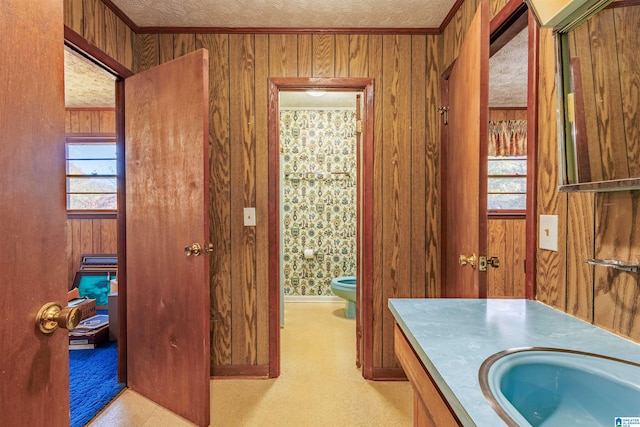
[330, 276, 356, 318]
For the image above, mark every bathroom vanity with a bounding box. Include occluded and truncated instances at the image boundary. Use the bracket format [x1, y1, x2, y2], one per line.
[389, 299, 640, 426]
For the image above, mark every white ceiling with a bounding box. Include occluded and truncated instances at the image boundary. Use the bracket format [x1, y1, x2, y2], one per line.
[109, 0, 455, 29]
[65, 1, 529, 109]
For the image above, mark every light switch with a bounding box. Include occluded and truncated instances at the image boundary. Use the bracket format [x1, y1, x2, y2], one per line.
[244, 207, 256, 227]
[539, 215, 558, 251]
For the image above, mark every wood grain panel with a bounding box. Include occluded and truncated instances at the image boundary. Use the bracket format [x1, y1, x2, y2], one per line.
[229, 34, 257, 365]
[159, 34, 174, 64]
[443, 0, 480, 70]
[116, 18, 134, 69]
[536, 28, 565, 310]
[511, 218, 526, 297]
[488, 219, 507, 296]
[614, 5, 640, 177]
[100, 110, 116, 132]
[411, 36, 427, 298]
[269, 34, 298, 77]
[197, 33, 233, 368]
[381, 35, 412, 368]
[174, 34, 196, 58]
[83, 0, 105, 51]
[566, 192, 594, 322]
[297, 34, 313, 76]
[335, 35, 350, 77]
[104, 6, 118, 60]
[425, 34, 442, 298]
[64, 0, 84, 35]
[133, 34, 159, 73]
[369, 34, 385, 371]
[312, 34, 335, 77]
[594, 192, 640, 342]
[348, 35, 369, 77]
[254, 34, 270, 366]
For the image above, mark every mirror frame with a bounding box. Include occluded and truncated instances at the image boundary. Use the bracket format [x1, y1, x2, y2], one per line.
[555, 0, 640, 192]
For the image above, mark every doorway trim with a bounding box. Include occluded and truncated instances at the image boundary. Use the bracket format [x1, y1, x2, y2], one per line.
[267, 77, 374, 378]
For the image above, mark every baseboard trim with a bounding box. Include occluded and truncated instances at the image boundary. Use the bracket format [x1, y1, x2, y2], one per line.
[284, 295, 343, 303]
[211, 365, 270, 379]
[369, 367, 408, 381]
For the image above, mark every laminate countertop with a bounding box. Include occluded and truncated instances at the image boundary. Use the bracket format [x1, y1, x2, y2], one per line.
[388, 298, 640, 426]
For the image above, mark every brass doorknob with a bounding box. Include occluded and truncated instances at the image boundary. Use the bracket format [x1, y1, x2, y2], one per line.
[458, 253, 477, 268]
[185, 243, 202, 256]
[36, 302, 81, 334]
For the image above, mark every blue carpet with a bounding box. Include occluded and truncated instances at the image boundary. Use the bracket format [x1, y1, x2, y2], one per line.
[69, 340, 124, 427]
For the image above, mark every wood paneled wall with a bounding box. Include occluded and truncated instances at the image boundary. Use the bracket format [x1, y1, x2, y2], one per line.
[131, 33, 442, 374]
[64, 0, 134, 70]
[65, 108, 118, 287]
[448, 0, 640, 343]
[488, 218, 526, 297]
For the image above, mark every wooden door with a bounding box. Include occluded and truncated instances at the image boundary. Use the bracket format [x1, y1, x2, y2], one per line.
[125, 49, 211, 427]
[441, 0, 490, 298]
[0, 1, 68, 425]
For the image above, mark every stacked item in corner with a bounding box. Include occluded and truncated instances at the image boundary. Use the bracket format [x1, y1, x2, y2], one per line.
[69, 314, 109, 350]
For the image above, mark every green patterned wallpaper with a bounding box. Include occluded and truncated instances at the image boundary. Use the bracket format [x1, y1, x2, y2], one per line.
[280, 109, 357, 296]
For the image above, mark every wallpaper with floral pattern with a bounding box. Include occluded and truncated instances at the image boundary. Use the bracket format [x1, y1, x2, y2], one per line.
[280, 109, 357, 296]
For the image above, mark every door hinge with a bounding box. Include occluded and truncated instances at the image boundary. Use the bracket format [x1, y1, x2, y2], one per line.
[356, 119, 362, 133]
[438, 106, 449, 125]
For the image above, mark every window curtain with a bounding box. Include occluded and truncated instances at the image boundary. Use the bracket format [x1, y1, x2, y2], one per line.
[488, 120, 527, 157]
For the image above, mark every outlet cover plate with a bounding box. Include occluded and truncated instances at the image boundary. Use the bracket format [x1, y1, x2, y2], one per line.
[539, 214, 558, 251]
[244, 207, 256, 227]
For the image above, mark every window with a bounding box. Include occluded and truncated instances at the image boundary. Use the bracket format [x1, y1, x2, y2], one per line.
[66, 137, 117, 215]
[488, 155, 526, 211]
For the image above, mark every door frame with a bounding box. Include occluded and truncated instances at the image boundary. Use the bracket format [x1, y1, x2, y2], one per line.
[439, 0, 538, 299]
[64, 27, 133, 382]
[267, 77, 375, 378]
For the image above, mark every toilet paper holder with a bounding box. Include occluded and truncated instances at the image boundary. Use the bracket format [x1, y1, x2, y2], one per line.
[303, 249, 315, 259]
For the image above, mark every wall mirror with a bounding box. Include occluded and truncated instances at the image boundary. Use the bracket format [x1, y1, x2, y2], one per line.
[556, 0, 640, 191]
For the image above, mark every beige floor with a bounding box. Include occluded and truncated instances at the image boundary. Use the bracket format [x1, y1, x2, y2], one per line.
[89, 302, 413, 427]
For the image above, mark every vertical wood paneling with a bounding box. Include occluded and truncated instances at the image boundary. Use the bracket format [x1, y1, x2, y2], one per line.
[254, 34, 270, 366]
[229, 34, 257, 365]
[79, 110, 92, 132]
[348, 35, 369, 77]
[104, 6, 118, 60]
[158, 34, 174, 64]
[64, 0, 84, 35]
[197, 33, 232, 368]
[411, 36, 427, 298]
[443, 0, 480, 69]
[174, 34, 196, 58]
[511, 219, 526, 297]
[116, 18, 134, 69]
[297, 35, 313, 76]
[133, 34, 159, 73]
[335, 35, 350, 77]
[369, 34, 385, 370]
[536, 28, 566, 310]
[312, 34, 335, 77]
[425, 34, 442, 297]
[566, 192, 594, 322]
[269, 35, 298, 77]
[381, 35, 412, 368]
[83, 0, 104, 51]
[488, 220, 507, 296]
[488, 219, 526, 297]
[594, 192, 640, 341]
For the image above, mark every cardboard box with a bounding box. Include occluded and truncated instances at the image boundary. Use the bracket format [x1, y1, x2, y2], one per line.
[67, 297, 96, 320]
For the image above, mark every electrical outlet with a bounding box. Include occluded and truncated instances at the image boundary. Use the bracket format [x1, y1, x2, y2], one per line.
[539, 215, 558, 251]
[244, 207, 256, 227]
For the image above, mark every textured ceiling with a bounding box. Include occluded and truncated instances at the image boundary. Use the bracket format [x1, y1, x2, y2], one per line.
[109, 0, 455, 29]
[65, 1, 528, 109]
[65, 47, 116, 108]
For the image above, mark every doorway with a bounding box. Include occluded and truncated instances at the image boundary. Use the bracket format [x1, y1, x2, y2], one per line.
[267, 77, 375, 378]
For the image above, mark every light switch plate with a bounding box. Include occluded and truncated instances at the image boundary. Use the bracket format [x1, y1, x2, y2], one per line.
[244, 207, 256, 227]
[539, 214, 558, 251]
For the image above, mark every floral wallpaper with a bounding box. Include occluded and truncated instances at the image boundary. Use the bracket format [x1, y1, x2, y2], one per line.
[280, 109, 357, 296]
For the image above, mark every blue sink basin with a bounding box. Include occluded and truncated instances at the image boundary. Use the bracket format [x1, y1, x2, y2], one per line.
[479, 348, 640, 426]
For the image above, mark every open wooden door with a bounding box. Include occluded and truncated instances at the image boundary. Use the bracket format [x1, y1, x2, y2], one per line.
[125, 49, 211, 427]
[0, 2, 69, 425]
[441, 0, 490, 298]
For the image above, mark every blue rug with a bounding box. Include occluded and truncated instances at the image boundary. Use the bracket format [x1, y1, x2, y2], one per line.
[69, 340, 124, 427]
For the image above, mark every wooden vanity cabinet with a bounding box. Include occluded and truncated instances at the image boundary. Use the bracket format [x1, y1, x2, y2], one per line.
[394, 323, 463, 426]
